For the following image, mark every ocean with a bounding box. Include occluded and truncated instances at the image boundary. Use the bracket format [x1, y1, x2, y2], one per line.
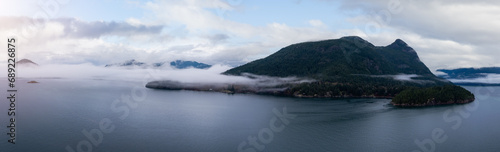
[1, 78, 499, 152]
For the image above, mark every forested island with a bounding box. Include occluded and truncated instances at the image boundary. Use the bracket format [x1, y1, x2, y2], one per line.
[146, 36, 475, 107]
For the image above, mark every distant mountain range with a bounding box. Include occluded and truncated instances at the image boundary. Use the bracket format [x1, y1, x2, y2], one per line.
[436, 67, 500, 86]
[105, 59, 212, 69]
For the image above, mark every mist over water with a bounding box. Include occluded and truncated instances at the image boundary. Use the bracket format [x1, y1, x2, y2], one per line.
[8, 63, 247, 83]
[1, 78, 499, 152]
[3, 63, 316, 89]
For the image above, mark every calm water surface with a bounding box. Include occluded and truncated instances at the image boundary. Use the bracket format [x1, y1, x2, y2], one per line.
[1, 79, 499, 152]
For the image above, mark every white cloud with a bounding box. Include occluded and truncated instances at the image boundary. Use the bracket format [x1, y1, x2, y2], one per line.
[335, 0, 500, 71]
[308, 19, 326, 28]
[1, 0, 498, 75]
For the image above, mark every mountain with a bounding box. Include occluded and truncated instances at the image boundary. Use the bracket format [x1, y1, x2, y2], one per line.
[170, 60, 212, 69]
[105, 59, 146, 67]
[437, 67, 500, 79]
[223, 36, 434, 78]
[16, 59, 38, 67]
[147, 36, 474, 107]
[105, 59, 212, 69]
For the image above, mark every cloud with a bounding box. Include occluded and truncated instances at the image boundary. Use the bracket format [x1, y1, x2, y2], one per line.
[3, 62, 248, 83]
[1, 62, 316, 89]
[308, 19, 326, 28]
[206, 33, 229, 44]
[333, 0, 500, 71]
[0, 0, 341, 66]
[0, 17, 164, 39]
[54, 18, 164, 38]
[1, 0, 498, 73]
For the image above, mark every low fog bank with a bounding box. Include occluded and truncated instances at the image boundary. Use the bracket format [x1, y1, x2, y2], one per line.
[239, 73, 316, 87]
[367, 74, 440, 84]
[0, 63, 315, 87]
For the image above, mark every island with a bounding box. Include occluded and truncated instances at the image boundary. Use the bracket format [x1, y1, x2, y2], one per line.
[27, 81, 39, 83]
[146, 36, 475, 107]
[16, 59, 39, 67]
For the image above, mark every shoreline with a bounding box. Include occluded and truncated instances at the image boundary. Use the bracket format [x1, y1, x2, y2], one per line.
[145, 80, 395, 99]
[391, 98, 475, 107]
[146, 80, 475, 108]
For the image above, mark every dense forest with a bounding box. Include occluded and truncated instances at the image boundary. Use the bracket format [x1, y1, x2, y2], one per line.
[391, 85, 475, 107]
[281, 75, 449, 98]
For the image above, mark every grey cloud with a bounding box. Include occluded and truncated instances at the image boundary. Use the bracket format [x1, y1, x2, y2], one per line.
[53, 18, 164, 38]
[207, 33, 229, 44]
[0, 16, 164, 38]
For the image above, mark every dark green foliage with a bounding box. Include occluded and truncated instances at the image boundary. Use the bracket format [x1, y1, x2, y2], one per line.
[224, 36, 433, 78]
[286, 75, 448, 97]
[392, 85, 475, 105]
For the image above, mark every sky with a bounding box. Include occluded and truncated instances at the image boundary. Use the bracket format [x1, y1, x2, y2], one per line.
[0, 0, 499, 72]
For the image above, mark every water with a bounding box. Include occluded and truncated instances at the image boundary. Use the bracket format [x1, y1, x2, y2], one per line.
[1, 78, 499, 152]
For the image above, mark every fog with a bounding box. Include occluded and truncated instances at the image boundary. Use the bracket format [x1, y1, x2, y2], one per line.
[10, 62, 490, 87]
[366, 74, 438, 84]
[0, 63, 314, 87]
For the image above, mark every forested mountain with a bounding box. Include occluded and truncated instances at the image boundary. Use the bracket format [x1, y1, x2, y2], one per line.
[220, 36, 473, 106]
[147, 36, 474, 107]
[224, 36, 434, 78]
